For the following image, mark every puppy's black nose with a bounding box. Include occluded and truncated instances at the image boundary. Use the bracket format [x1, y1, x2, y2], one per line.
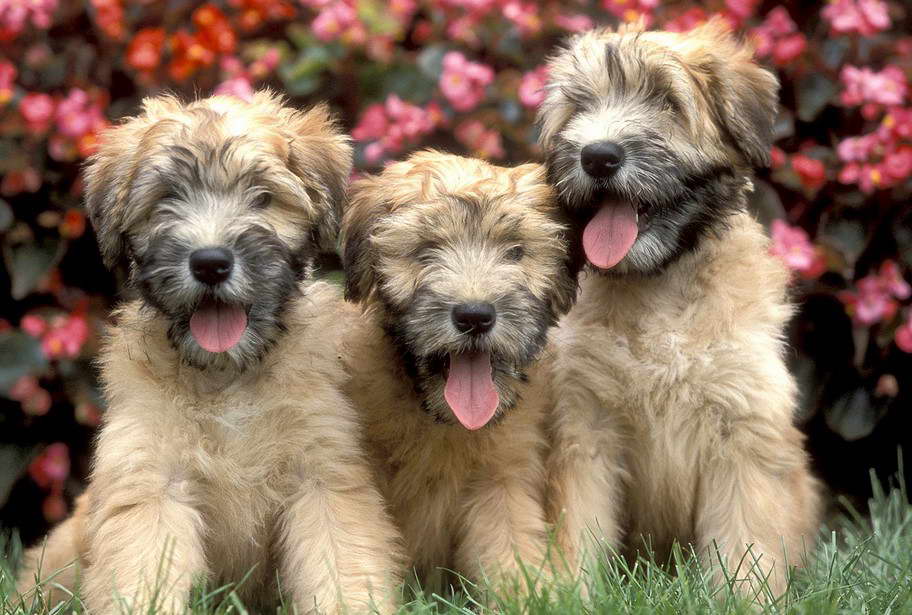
[580, 141, 625, 178]
[452, 302, 496, 335]
[190, 248, 234, 286]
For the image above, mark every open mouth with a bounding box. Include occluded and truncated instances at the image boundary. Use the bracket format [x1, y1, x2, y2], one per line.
[441, 351, 500, 431]
[189, 298, 249, 353]
[581, 196, 650, 270]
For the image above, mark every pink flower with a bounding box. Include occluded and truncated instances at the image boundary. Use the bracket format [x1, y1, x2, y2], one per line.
[665, 7, 709, 33]
[352, 95, 442, 163]
[20, 314, 47, 337]
[769, 219, 816, 272]
[725, 0, 761, 20]
[455, 119, 504, 159]
[896, 313, 912, 353]
[28, 443, 70, 489]
[839, 268, 905, 326]
[19, 92, 55, 132]
[310, 1, 364, 44]
[518, 66, 548, 109]
[40, 313, 90, 359]
[772, 33, 806, 64]
[603, 0, 657, 24]
[877, 260, 911, 300]
[503, 1, 540, 36]
[840, 65, 908, 108]
[55, 88, 106, 139]
[837, 134, 878, 162]
[822, 0, 891, 36]
[0, 0, 57, 39]
[882, 146, 912, 182]
[752, 8, 804, 65]
[440, 52, 494, 112]
[352, 104, 388, 141]
[214, 76, 254, 102]
[554, 13, 593, 32]
[8, 374, 39, 401]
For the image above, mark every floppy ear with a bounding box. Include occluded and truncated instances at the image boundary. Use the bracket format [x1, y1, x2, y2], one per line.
[341, 176, 387, 303]
[688, 18, 780, 168]
[281, 101, 353, 254]
[83, 97, 182, 270]
[511, 163, 581, 318]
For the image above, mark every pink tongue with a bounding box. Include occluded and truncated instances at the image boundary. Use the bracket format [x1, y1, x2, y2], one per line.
[582, 202, 639, 269]
[189, 302, 248, 353]
[444, 351, 500, 430]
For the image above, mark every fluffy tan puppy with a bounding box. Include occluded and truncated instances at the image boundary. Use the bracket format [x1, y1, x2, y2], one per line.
[17, 91, 403, 614]
[537, 20, 821, 597]
[338, 151, 581, 593]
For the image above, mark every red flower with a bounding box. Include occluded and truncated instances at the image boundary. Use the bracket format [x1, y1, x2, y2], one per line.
[455, 119, 505, 159]
[90, 0, 124, 40]
[791, 154, 826, 191]
[896, 313, 912, 353]
[126, 27, 166, 72]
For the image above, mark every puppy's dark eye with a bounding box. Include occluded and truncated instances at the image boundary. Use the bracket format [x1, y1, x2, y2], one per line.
[505, 245, 524, 261]
[251, 192, 271, 209]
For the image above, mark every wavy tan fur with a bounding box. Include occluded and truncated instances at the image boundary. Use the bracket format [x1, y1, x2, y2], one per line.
[17, 92, 403, 614]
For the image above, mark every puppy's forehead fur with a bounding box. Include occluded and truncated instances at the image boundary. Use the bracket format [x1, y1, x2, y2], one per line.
[85, 90, 352, 267]
[343, 151, 572, 309]
[370, 151, 562, 243]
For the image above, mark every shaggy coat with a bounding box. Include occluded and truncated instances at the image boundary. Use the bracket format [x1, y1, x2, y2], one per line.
[17, 92, 403, 614]
[538, 20, 821, 597]
[339, 151, 580, 593]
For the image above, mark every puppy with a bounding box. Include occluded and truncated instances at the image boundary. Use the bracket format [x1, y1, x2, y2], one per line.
[538, 20, 821, 596]
[17, 91, 403, 614]
[338, 151, 580, 593]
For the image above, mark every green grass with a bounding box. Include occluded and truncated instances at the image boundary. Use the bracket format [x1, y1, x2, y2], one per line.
[3, 473, 911, 615]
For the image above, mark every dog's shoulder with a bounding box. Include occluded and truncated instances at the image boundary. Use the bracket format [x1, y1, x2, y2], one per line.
[267, 280, 352, 383]
[99, 299, 175, 377]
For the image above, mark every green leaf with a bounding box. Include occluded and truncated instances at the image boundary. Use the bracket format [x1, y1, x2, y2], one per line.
[0, 444, 32, 508]
[796, 73, 839, 123]
[0, 199, 11, 232]
[824, 388, 886, 442]
[746, 179, 785, 230]
[3, 237, 64, 300]
[278, 46, 332, 96]
[417, 45, 447, 80]
[821, 218, 866, 268]
[0, 331, 48, 392]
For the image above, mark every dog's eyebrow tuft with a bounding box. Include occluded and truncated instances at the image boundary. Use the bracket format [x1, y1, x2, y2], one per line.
[602, 42, 628, 97]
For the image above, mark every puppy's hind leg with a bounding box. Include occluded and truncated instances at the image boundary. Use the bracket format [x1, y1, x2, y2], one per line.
[16, 491, 90, 607]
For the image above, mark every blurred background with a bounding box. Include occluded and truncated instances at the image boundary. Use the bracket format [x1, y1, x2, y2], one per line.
[0, 0, 910, 546]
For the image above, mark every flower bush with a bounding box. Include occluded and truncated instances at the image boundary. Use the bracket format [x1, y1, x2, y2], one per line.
[0, 0, 910, 538]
